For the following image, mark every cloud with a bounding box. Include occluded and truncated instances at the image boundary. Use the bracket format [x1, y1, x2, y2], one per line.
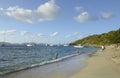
[74, 6, 115, 23]
[74, 6, 103, 23]
[0, 31, 6, 35]
[75, 12, 99, 23]
[75, 6, 84, 12]
[0, 30, 16, 35]
[0, 0, 60, 23]
[0, 8, 3, 11]
[29, 35, 36, 39]
[36, 0, 60, 21]
[6, 30, 16, 35]
[5, 6, 33, 23]
[75, 12, 89, 22]
[51, 32, 58, 37]
[37, 33, 48, 38]
[72, 32, 79, 36]
[20, 31, 29, 36]
[101, 12, 114, 19]
[66, 32, 79, 38]
[0, 7, 4, 14]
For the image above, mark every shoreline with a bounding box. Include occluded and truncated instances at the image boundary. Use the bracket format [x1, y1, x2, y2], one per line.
[1, 53, 89, 78]
[0, 53, 80, 77]
[70, 45, 120, 78]
[0, 46, 98, 77]
[1, 46, 119, 78]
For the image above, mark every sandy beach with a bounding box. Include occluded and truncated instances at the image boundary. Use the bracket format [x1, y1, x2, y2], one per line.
[1, 45, 120, 78]
[70, 45, 120, 78]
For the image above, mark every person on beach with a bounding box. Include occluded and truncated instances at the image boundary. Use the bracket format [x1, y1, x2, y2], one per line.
[115, 44, 119, 48]
[101, 45, 105, 51]
[77, 50, 80, 55]
[55, 52, 58, 59]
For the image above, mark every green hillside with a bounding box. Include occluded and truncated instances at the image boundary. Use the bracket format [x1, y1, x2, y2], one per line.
[70, 29, 120, 46]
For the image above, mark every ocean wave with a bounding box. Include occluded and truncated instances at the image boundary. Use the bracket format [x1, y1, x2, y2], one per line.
[0, 53, 81, 76]
[0, 46, 99, 76]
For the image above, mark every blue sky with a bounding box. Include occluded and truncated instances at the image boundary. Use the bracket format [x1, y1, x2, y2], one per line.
[0, 0, 120, 44]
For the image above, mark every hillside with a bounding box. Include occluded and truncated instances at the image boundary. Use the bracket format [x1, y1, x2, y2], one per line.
[70, 29, 120, 46]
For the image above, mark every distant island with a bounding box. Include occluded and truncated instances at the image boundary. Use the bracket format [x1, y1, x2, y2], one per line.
[0, 42, 36, 47]
[70, 29, 120, 47]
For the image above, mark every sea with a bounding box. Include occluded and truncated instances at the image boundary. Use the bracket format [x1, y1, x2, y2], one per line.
[0, 45, 99, 75]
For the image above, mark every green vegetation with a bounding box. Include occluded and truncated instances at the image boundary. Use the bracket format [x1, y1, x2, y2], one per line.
[70, 29, 120, 46]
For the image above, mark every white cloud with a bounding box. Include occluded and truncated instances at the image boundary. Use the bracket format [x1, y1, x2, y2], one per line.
[101, 12, 113, 19]
[0, 8, 4, 14]
[6, 30, 16, 35]
[66, 32, 79, 38]
[0, 0, 60, 23]
[65, 35, 71, 39]
[36, 0, 60, 21]
[20, 31, 29, 36]
[75, 12, 99, 22]
[0, 30, 16, 35]
[37, 33, 48, 38]
[75, 12, 89, 22]
[75, 6, 84, 12]
[0, 8, 3, 11]
[29, 35, 36, 39]
[72, 32, 79, 36]
[0, 31, 6, 35]
[51, 32, 58, 37]
[6, 6, 33, 23]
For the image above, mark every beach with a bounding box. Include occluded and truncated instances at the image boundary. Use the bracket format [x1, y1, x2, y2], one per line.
[1, 45, 120, 78]
[70, 45, 120, 78]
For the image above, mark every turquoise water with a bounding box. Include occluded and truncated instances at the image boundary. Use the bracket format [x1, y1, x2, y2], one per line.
[0, 45, 99, 75]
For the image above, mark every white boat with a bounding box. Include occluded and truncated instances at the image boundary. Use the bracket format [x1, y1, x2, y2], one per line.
[50, 44, 54, 46]
[74, 44, 83, 48]
[63, 44, 69, 46]
[26, 43, 35, 47]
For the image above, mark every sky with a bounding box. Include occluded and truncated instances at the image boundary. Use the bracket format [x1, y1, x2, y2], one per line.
[0, 0, 120, 44]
